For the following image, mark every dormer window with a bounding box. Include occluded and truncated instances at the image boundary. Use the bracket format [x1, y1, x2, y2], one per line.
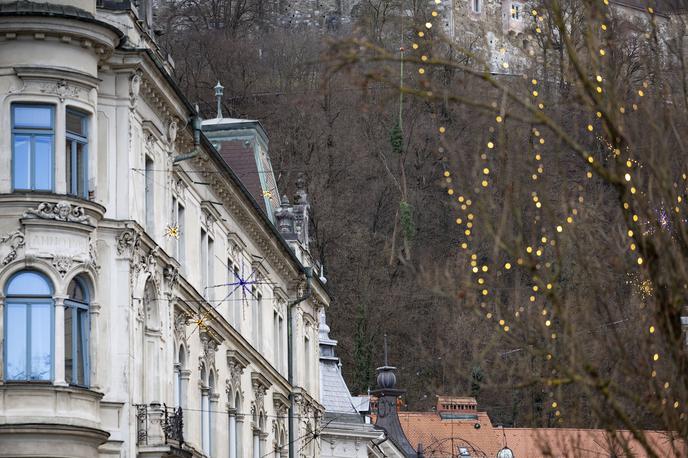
[12, 104, 54, 192]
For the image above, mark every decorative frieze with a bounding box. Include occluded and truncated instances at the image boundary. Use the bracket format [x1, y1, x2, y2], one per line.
[23, 201, 91, 225]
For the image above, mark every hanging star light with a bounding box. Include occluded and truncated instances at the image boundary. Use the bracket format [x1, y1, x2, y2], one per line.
[164, 224, 180, 239]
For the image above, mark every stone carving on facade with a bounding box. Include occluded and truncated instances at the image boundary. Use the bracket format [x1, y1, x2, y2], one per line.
[130, 72, 142, 108]
[85, 237, 100, 272]
[38, 79, 81, 102]
[116, 228, 140, 257]
[0, 230, 25, 266]
[163, 265, 179, 289]
[168, 120, 178, 144]
[199, 330, 219, 370]
[173, 311, 188, 343]
[52, 255, 74, 278]
[251, 384, 266, 420]
[23, 201, 91, 224]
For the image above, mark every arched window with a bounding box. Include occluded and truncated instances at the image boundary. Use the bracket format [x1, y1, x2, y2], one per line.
[174, 344, 185, 408]
[65, 277, 89, 386]
[4, 271, 53, 381]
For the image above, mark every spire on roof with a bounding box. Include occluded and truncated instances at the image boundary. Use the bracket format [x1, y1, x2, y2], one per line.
[214, 81, 224, 119]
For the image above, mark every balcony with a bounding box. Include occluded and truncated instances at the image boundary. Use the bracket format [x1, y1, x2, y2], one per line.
[0, 383, 108, 458]
[136, 403, 191, 458]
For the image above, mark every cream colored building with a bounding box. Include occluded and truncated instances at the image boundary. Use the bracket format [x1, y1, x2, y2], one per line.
[0, 0, 329, 456]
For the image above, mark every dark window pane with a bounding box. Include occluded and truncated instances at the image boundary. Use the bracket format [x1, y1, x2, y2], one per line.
[65, 307, 73, 383]
[68, 279, 86, 302]
[66, 111, 85, 136]
[14, 106, 52, 129]
[13, 135, 30, 189]
[7, 271, 52, 296]
[76, 143, 87, 197]
[6, 303, 27, 380]
[30, 303, 51, 380]
[78, 309, 88, 384]
[34, 136, 52, 190]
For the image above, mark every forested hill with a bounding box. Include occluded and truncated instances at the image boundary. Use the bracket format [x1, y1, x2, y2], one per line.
[154, 5, 506, 417]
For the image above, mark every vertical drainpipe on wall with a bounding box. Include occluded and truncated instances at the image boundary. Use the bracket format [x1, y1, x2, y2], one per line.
[287, 267, 312, 458]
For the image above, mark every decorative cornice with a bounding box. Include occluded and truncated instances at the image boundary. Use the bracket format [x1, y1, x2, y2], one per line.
[251, 371, 273, 391]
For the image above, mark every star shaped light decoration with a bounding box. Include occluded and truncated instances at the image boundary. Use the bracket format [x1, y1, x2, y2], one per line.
[164, 224, 180, 239]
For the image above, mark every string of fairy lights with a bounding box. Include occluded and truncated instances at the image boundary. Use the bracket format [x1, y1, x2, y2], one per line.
[403, 0, 686, 425]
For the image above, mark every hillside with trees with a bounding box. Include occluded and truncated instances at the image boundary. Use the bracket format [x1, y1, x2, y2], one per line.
[156, 0, 688, 449]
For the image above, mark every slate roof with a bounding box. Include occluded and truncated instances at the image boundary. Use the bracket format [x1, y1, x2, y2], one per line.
[320, 359, 360, 416]
[212, 140, 267, 214]
[0, 0, 94, 18]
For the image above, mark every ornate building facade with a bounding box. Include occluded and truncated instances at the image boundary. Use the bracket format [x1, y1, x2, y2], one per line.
[0, 0, 329, 456]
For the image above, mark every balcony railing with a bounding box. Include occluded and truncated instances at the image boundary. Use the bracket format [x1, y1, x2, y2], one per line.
[135, 403, 185, 447]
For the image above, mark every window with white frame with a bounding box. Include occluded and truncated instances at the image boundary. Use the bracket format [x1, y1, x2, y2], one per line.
[145, 156, 155, 233]
[4, 270, 54, 381]
[207, 236, 214, 301]
[64, 276, 90, 386]
[201, 228, 208, 296]
[12, 104, 54, 192]
[471, 0, 481, 13]
[65, 109, 89, 198]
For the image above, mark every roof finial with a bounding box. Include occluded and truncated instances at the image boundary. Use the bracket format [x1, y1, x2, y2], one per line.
[384, 333, 388, 366]
[214, 81, 224, 119]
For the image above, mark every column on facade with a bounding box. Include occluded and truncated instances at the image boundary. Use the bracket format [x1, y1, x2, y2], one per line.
[180, 368, 191, 438]
[0, 297, 3, 380]
[88, 301, 101, 390]
[236, 415, 244, 458]
[173, 363, 181, 407]
[201, 387, 210, 454]
[229, 408, 237, 458]
[53, 296, 67, 386]
[210, 392, 219, 456]
[259, 432, 268, 458]
[252, 427, 260, 458]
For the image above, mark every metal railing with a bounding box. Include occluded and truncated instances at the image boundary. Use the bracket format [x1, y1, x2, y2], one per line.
[135, 403, 185, 446]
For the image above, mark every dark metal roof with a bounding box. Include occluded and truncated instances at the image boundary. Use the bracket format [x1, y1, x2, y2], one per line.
[0, 0, 95, 18]
[0, 1, 124, 39]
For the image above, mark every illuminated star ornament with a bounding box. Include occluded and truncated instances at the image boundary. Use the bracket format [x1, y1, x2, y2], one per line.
[189, 261, 272, 335]
[164, 224, 180, 239]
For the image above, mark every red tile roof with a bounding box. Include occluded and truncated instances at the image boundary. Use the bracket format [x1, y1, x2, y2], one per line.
[392, 410, 686, 457]
[397, 411, 503, 457]
[503, 427, 687, 458]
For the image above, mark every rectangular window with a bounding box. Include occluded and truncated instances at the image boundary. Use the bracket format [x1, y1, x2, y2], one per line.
[472, 0, 481, 13]
[178, 204, 186, 266]
[12, 104, 54, 191]
[278, 316, 284, 373]
[201, 228, 208, 296]
[207, 236, 214, 301]
[511, 2, 521, 20]
[232, 264, 241, 330]
[145, 157, 155, 233]
[273, 311, 279, 367]
[304, 336, 310, 390]
[66, 109, 88, 198]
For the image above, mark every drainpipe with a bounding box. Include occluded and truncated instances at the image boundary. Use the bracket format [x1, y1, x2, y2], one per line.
[173, 109, 202, 164]
[287, 267, 312, 458]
